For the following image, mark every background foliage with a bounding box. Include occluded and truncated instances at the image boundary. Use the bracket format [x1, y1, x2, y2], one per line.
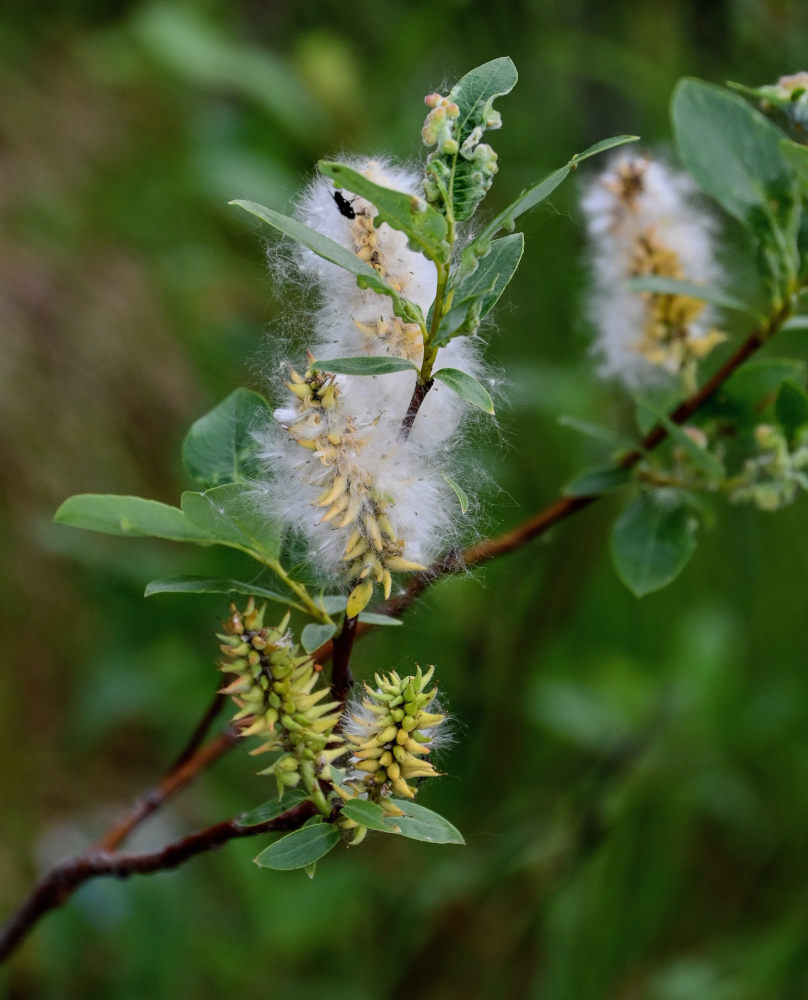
[3, 1, 808, 997]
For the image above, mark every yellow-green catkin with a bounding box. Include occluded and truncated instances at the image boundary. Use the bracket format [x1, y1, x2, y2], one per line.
[339, 666, 445, 806]
[218, 598, 344, 813]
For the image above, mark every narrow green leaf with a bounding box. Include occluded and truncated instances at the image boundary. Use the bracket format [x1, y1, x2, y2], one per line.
[775, 379, 808, 441]
[317, 162, 449, 264]
[253, 823, 340, 870]
[470, 135, 638, 249]
[182, 388, 272, 487]
[230, 200, 425, 326]
[474, 165, 570, 247]
[309, 356, 418, 376]
[181, 484, 283, 563]
[238, 789, 309, 827]
[625, 275, 761, 318]
[144, 575, 300, 608]
[385, 800, 465, 845]
[54, 495, 208, 543]
[611, 489, 699, 597]
[442, 473, 470, 513]
[563, 466, 633, 497]
[568, 134, 640, 165]
[301, 622, 337, 653]
[432, 368, 494, 414]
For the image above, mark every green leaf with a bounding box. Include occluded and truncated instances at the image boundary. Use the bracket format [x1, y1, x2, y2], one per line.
[384, 800, 466, 845]
[432, 368, 494, 414]
[783, 315, 808, 331]
[443, 57, 519, 221]
[441, 473, 470, 513]
[317, 595, 347, 615]
[455, 233, 524, 315]
[54, 489, 285, 568]
[144, 575, 300, 608]
[301, 622, 337, 653]
[461, 135, 637, 265]
[253, 822, 340, 870]
[611, 489, 699, 597]
[317, 161, 449, 264]
[449, 56, 518, 139]
[563, 466, 633, 497]
[54, 495, 208, 543]
[181, 484, 283, 563]
[309, 356, 418, 376]
[230, 200, 425, 327]
[568, 134, 641, 165]
[340, 799, 464, 844]
[238, 789, 309, 827]
[625, 276, 761, 318]
[775, 379, 808, 442]
[340, 799, 396, 833]
[436, 234, 524, 346]
[672, 79, 799, 282]
[638, 405, 725, 480]
[182, 388, 272, 488]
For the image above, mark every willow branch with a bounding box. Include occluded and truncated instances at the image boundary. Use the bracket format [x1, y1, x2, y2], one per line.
[0, 799, 316, 964]
[1, 303, 789, 966]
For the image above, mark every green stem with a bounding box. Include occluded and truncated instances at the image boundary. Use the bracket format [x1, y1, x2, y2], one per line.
[266, 559, 333, 625]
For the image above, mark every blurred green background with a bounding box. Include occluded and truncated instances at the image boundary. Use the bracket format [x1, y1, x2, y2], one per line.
[3, 1, 808, 997]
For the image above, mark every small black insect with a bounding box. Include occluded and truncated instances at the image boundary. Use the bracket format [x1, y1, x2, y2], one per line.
[332, 189, 356, 220]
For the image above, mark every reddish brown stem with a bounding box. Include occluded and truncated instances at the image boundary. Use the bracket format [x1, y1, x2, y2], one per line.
[401, 378, 434, 438]
[330, 613, 358, 702]
[167, 690, 228, 772]
[0, 799, 316, 963]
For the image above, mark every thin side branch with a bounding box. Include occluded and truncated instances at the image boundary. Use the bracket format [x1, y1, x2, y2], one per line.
[377, 309, 788, 618]
[95, 726, 239, 853]
[0, 799, 316, 963]
[166, 690, 228, 772]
